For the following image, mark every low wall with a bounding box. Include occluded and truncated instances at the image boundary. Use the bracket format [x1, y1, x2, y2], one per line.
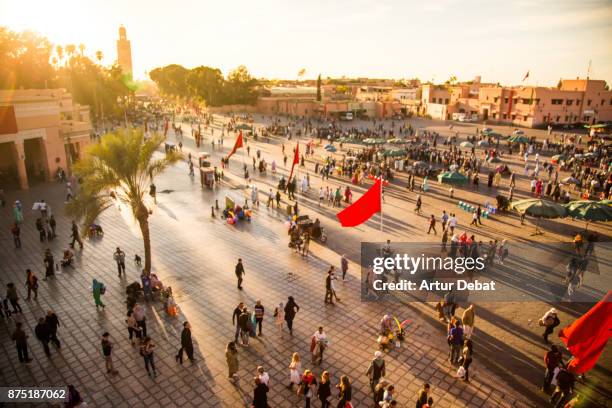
[207, 105, 258, 114]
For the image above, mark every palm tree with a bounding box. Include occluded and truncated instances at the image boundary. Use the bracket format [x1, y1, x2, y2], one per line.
[78, 43, 85, 56]
[95, 50, 103, 63]
[56, 45, 64, 66]
[66, 129, 182, 273]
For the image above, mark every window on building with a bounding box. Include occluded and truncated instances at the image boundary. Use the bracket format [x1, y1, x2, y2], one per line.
[564, 116, 569, 122]
[601, 99, 605, 106]
[535, 99, 540, 105]
[576, 99, 580, 105]
[502, 114, 507, 119]
[504, 98, 509, 104]
[523, 115, 528, 121]
[583, 116, 590, 122]
[444, 98, 449, 104]
[551, 99, 563, 105]
[566, 100, 573, 106]
[555, 116, 560, 122]
[494, 97, 499, 103]
[513, 99, 518, 104]
[511, 115, 516, 120]
[587, 100, 592, 106]
[492, 113, 497, 119]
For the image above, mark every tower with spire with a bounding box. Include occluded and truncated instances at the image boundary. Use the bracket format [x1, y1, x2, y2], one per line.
[116, 25, 133, 76]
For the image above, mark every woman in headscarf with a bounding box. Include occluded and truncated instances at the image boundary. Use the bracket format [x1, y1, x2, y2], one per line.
[92, 279, 105, 309]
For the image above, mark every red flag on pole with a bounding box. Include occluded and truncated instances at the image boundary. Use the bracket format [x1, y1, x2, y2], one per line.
[558, 291, 612, 374]
[522, 70, 530, 82]
[226, 131, 244, 160]
[336, 179, 382, 227]
[163, 120, 169, 137]
[288, 142, 299, 182]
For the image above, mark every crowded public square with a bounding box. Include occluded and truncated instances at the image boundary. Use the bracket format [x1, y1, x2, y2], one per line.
[1, 1, 612, 407]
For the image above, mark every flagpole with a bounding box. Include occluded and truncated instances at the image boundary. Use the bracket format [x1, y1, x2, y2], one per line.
[380, 177, 383, 235]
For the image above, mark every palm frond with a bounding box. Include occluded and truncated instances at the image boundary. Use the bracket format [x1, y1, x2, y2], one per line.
[65, 193, 114, 235]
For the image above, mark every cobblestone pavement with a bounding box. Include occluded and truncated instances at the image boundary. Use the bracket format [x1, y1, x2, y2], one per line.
[0, 116, 610, 408]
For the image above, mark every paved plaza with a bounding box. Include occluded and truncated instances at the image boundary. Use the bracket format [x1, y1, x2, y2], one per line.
[1, 116, 610, 407]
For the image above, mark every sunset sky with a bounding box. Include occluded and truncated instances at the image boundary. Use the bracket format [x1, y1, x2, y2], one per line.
[1, 0, 611, 85]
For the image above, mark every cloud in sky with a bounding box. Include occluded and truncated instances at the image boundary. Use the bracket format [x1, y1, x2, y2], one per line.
[0, 0, 610, 85]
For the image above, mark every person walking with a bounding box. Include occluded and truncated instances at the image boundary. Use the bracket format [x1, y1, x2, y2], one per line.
[448, 320, 464, 365]
[35, 317, 51, 357]
[274, 302, 284, 336]
[252, 376, 269, 408]
[341, 254, 348, 281]
[36, 218, 46, 242]
[232, 302, 245, 343]
[336, 375, 352, 408]
[25, 269, 38, 301]
[92, 279, 106, 309]
[6, 283, 22, 313]
[254, 300, 265, 336]
[176, 321, 194, 364]
[550, 366, 575, 408]
[461, 305, 475, 339]
[540, 308, 560, 343]
[299, 369, 317, 408]
[542, 345, 563, 393]
[284, 296, 300, 336]
[114, 247, 126, 277]
[288, 352, 302, 390]
[324, 268, 335, 304]
[459, 339, 473, 382]
[140, 336, 157, 377]
[416, 383, 431, 408]
[12, 322, 32, 363]
[225, 341, 239, 380]
[126, 310, 142, 345]
[414, 195, 422, 214]
[101, 332, 118, 375]
[48, 215, 56, 238]
[311, 326, 327, 364]
[317, 371, 332, 408]
[238, 307, 251, 346]
[43, 249, 54, 280]
[70, 221, 83, 249]
[366, 351, 386, 396]
[133, 303, 147, 337]
[427, 214, 437, 235]
[45, 310, 61, 348]
[11, 223, 21, 248]
[235, 258, 245, 290]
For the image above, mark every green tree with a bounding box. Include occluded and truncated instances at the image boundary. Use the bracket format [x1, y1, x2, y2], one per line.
[316, 74, 322, 101]
[149, 64, 189, 97]
[187, 66, 225, 106]
[66, 130, 181, 273]
[0, 27, 54, 89]
[224, 65, 258, 104]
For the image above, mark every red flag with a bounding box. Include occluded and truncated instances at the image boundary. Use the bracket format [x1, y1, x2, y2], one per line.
[144, 121, 148, 133]
[522, 70, 530, 82]
[226, 131, 243, 160]
[336, 179, 382, 227]
[163, 120, 169, 137]
[558, 291, 612, 374]
[288, 142, 299, 182]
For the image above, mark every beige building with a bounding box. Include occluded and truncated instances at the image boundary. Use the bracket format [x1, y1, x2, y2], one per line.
[0, 89, 92, 189]
[479, 79, 612, 127]
[117, 25, 133, 76]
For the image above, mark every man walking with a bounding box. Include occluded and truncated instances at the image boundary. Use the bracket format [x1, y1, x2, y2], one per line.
[232, 302, 244, 343]
[176, 321, 194, 364]
[101, 332, 118, 375]
[461, 305, 475, 339]
[427, 214, 437, 235]
[235, 258, 245, 290]
[254, 300, 265, 336]
[43, 249, 54, 280]
[133, 303, 147, 338]
[11, 322, 32, 363]
[35, 317, 51, 357]
[114, 247, 126, 277]
[366, 351, 386, 396]
[341, 254, 349, 281]
[70, 221, 83, 249]
[324, 268, 334, 304]
[45, 310, 61, 348]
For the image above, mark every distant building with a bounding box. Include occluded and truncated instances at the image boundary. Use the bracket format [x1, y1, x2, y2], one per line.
[0, 89, 92, 189]
[116, 25, 133, 76]
[479, 79, 612, 127]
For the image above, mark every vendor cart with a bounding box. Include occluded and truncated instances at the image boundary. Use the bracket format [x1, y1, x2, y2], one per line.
[198, 152, 211, 167]
[199, 167, 214, 188]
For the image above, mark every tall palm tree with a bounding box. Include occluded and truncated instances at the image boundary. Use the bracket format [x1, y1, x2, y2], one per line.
[66, 129, 182, 273]
[95, 50, 103, 63]
[56, 45, 64, 66]
[78, 43, 85, 56]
